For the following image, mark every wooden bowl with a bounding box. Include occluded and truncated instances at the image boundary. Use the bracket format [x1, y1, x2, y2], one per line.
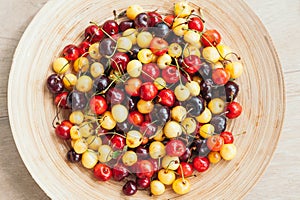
[8, 0, 285, 199]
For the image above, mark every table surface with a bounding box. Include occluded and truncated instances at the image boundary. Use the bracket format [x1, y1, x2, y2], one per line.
[0, 0, 299, 199]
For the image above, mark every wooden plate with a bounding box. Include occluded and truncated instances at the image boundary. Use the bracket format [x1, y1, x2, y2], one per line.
[8, 0, 285, 199]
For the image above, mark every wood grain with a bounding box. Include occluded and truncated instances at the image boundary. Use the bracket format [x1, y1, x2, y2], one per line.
[0, 0, 299, 199]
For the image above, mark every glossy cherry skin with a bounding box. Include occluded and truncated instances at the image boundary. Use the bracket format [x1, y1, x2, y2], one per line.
[182, 55, 202, 75]
[94, 163, 112, 181]
[162, 66, 180, 84]
[115, 121, 131, 134]
[119, 20, 135, 32]
[106, 87, 125, 105]
[134, 13, 150, 28]
[99, 38, 116, 56]
[136, 177, 151, 189]
[93, 75, 111, 92]
[125, 78, 142, 97]
[141, 63, 160, 82]
[103, 20, 119, 36]
[153, 22, 170, 38]
[157, 89, 175, 107]
[112, 164, 129, 181]
[182, 96, 205, 116]
[84, 25, 104, 43]
[62, 44, 80, 61]
[193, 156, 210, 172]
[177, 162, 194, 177]
[201, 29, 222, 47]
[164, 14, 175, 27]
[140, 122, 157, 137]
[89, 95, 108, 115]
[220, 131, 234, 144]
[150, 37, 169, 56]
[192, 139, 210, 157]
[135, 160, 154, 179]
[47, 74, 64, 94]
[55, 120, 73, 140]
[212, 68, 230, 85]
[122, 180, 137, 196]
[139, 82, 158, 101]
[110, 135, 126, 150]
[67, 149, 82, 163]
[128, 111, 144, 126]
[123, 95, 139, 111]
[136, 145, 149, 159]
[127, 45, 140, 60]
[149, 104, 170, 126]
[179, 147, 192, 162]
[166, 139, 186, 157]
[188, 17, 204, 32]
[111, 52, 130, 72]
[225, 81, 239, 102]
[148, 11, 162, 27]
[54, 91, 69, 108]
[78, 40, 91, 56]
[226, 102, 242, 119]
[210, 115, 227, 134]
[66, 90, 87, 110]
[207, 135, 224, 151]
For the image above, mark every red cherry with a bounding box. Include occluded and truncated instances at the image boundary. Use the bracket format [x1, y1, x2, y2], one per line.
[147, 11, 163, 27]
[157, 89, 175, 107]
[78, 40, 91, 56]
[54, 91, 69, 108]
[136, 160, 154, 179]
[106, 87, 125, 105]
[226, 101, 242, 119]
[94, 163, 112, 181]
[103, 20, 119, 36]
[162, 66, 180, 84]
[111, 52, 130, 72]
[112, 163, 129, 181]
[220, 131, 234, 144]
[55, 120, 73, 140]
[149, 37, 169, 56]
[182, 55, 202, 75]
[139, 82, 158, 101]
[141, 63, 160, 82]
[164, 15, 175, 27]
[89, 95, 108, 115]
[177, 162, 194, 177]
[188, 17, 204, 32]
[128, 111, 144, 126]
[207, 135, 224, 151]
[212, 68, 230, 85]
[136, 177, 151, 189]
[110, 135, 126, 150]
[193, 156, 210, 172]
[139, 122, 157, 137]
[125, 78, 142, 97]
[149, 158, 159, 172]
[201, 29, 222, 47]
[84, 25, 104, 43]
[62, 44, 80, 61]
[165, 139, 186, 157]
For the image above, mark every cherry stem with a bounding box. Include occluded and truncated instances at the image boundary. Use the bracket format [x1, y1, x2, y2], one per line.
[233, 131, 247, 137]
[174, 57, 183, 86]
[58, 61, 70, 74]
[178, 162, 186, 183]
[100, 27, 117, 43]
[51, 97, 63, 128]
[164, 160, 176, 173]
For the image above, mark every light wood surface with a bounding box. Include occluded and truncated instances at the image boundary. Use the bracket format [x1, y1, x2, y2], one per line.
[0, 0, 299, 199]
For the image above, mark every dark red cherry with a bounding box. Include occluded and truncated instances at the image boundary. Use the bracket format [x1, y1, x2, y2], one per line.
[136, 177, 151, 189]
[110, 135, 126, 150]
[162, 66, 180, 84]
[94, 163, 112, 181]
[66, 90, 87, 110]
[103, 20, 119, 36]
[62, 44, 80, 61]
[99, 38, 116, 56]
[112, 164, 129, 181]
[210, 115, 227, 134]
[182, 55, 202, 75]
[93, 75, 111, 92]
[115, 121, 130, 134]
[148, 11, 162, 27]
[134, 13, 150, 28]
[139, 122, 157, 137]
[225, 81, 239, 102]
[177, 162, 194, 177]
[136, 160, 154, 179]
[179, 147, 192, 162]
[119, 20, 135, 32]
[84, 25, 104, 43]
[136, 145, 149, 159]
[188, 17, 204, 32]
[47, 74, 64, 94]
[128, 111, 144, 126]
[111, 52, 130, 72]
[78, 40, 91, 56]
[193, 156, 210, 172]
[89, 95, 108, 115]
[182, 96, 205, 116]
[105, 87, 125, 105]
[54, 92, 69, 109]
[149, 104, 170, 126]
[55, 120, 73, 140]
[122, 180, 137, 196]
[141, 63, 160, 82]
[67, 149, 82, 163]
[139, 82, 158, 101]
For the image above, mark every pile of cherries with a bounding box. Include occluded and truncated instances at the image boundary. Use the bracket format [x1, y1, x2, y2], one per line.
[47, 1, 243, 196]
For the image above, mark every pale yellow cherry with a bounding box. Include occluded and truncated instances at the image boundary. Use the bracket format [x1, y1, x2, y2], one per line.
[122, 150, 138, 166]
[53, 57, 70, 74]
[174, 84, 190, 101]
[122, 28, 138, 45]
[117, 37, 132, 52]
[70, 125, 81, 140]
[157, 53, 172, 69]
[181, 117, 197, 134]
[172, 18, 188, 36]
[225, 61, 243, 79]
[82, 150, 98, 169]
[208, 98, 225, 115]
[184, 30, 201, 46]
[88, 43, 101, 59]
[78, 122, 93, 138]
[69, 110, 84, 125]
[162, 155, 180, 170]
[195, 107, 212, 124]
[174, 1, 192, 17]
[202, 46, 221, 63]
[168, 43, 182, 58]
[73, 57, 89, 72]
[164, 121, 182, 139]
[126, 130, 143, 148]
[111, 104, 128, 123]
[76, 75, 93, 92]
[154, 77, 166, 90]
[73, 138, 88, 154]
[127, 59, 142, 77]
[211, 61, 224, 70]
[183, 44, 201, 58]
[98, 144, 113, 163]
[220, 143, 237, 160]
[208, 151, 222, 164]
[158, 169, 176, 185]
[172, 178, 191, 195]
[86, 135, 102, 151]
[152, 127, 165, 141]
[137, 49, 154, 64]
[100, 111, 116, 130]
[216, 44, 232, 60]
[126, 4, 144, 20]
[137, 99, 154, 114]
[171, 106, 187, 122]
[199, 124, 215, 138]
[63, 73, 77, 90]
[150, 180, 165, 196]
[90, 62, 104, 78]
[149, 141, 166, 159]
[185, 81, 200, 96]
[137, 31, 153, 48]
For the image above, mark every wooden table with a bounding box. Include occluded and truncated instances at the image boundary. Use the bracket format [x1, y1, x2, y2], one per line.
[0, 0, 299, 199]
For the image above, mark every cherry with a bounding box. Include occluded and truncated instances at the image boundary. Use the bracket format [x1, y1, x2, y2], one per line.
[207, 135, 224, 151]
[93, 75, 111, 92]
[188, 17, 204, 32]
[127, 45, 140, 60]
[149, 104, 170, 126]
[125, 78, 142, 97]
[139, 82, 158, 101]
[55, 120, 73, 140]
[201, 29, 222, 47]
[115, 121, 130, 134]
[225, 81, 239, 102]
[111, 52, 130, 72]
[193, 156, 210, 172]
[150, 37, 169, 56]
[94, 163, 112, 181]
[89, 95, 108, 115]
[84, 25, 104, 43]
[136, 160, 154, 178]
[123, 95, 139, 111]
[148, 11, 162, 27]
[192, 139, 210, 157]
[99, 38, 116, 56]
[112, 164, 129, 181]
[179, 147, 192, 162]
[200, 79, 214, 103]
[110, 135, 126, 150]
[119, 20, 135, 32]
[67, 149, 81, 163]
[220, 131, 234, 144]
[103, 20, 119, 36]
[166, 139, 186, 157]
[212, 68, 230, 85]
[66, 90, 87, 110]
[78, 40, 91, 56]
[47, 74, 64, 94]
[141, 63, 160, 82]
[183, 96, 205, 116]
[152, 22, 170, 38]
[128, 111, 144, 126]
[164, 14, 175, 27]
[134, 13, 150, 28]
[210, 115, 227, 133]
[54, 91, 69, 108]
[136, 145, 149, 159]
[162, 66, 180, 84]
[62, 44, 80, 61]
[182, 55, 202, 75]
[136, 177, 151, 189]
[105, 87, 125, 105]
[198, 61, 212, 78]
[177, 162, 194, 177]
[157, 89, 175, 107]
[122, 180, 137, 196]
[139, 121, 157, 137]
[226, 101, 242, 119]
